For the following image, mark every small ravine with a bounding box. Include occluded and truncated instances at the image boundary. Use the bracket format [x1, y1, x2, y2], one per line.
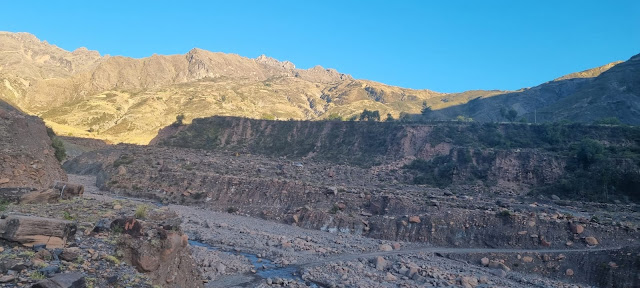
[189, 240, 319, 287]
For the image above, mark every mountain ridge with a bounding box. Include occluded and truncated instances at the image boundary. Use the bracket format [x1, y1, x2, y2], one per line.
[0, 31, 634, 144]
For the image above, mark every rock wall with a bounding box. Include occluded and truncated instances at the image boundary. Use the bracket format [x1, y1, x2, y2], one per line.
[0, 100, 67, 191]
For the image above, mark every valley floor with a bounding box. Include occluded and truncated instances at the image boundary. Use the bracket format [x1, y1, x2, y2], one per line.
[69, 174, 628, 288]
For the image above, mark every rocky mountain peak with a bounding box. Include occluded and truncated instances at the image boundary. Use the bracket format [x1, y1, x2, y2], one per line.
[255, 54, 295, 70]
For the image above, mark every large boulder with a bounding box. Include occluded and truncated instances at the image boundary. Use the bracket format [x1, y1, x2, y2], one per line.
[0, 215, 76, 248]
[51, 182, 84, 198]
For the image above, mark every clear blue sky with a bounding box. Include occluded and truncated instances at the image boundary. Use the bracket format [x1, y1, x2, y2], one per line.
[2, 1, 638, 92]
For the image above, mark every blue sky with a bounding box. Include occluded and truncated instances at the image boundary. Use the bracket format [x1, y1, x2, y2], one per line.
[2, 1, 638, 92]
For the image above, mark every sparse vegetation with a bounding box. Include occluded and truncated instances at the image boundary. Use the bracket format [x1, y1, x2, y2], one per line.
[46, 127, 66, 162]
[134, 205, 149, 219]
[113, 154, 135, 168]
[173, 114, 185, 126]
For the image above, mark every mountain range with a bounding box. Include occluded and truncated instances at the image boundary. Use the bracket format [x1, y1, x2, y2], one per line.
[0, 31, 638, 144]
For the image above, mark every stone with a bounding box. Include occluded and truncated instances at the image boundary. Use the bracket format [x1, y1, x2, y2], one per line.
[375, 256, 386, 271]
[92, 219, 111, 233]
[409, 216, 421, 223]
[379, 244, 393, 251]
[31, 272, 85, 288]
[216, 263, 226, 274]
[565, 269, 574, 276]
[60, 247, 81, 262]
[20, 189, 60, 204]
[0, 215, 76, 248]
[571, 224, 584, 234]
[0, 275, 15, 283]
[551, 195, 560, 200]
[113, 204, 122, 210]
[0, 178, 9, 184]
[384, 272, 397, 281]
[585, 236, 599, 245]
[38, 265, 61, 277]
[51, 182, 84, 198]
[34, 249, 52, 261]
[392, 242, 401, 250]
[522, 256, 533, 263]
[480, 257, 490, 266]
[461, 276, 478, 288]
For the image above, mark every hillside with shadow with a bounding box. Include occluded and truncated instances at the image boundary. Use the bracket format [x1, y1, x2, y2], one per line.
[422, 53, 640, 124]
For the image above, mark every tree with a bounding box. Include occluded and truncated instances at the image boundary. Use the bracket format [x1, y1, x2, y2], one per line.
[385, 113, 395, 122]
[576, 138, 604, 168]
[421, 101, 432, 115]
[359, 109, 380, 121]
[173, 114, 185, 126]
[500, 107, 518, 122]
[326, 113, 343, 121]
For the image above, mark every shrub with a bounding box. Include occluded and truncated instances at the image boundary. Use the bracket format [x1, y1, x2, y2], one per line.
[46, 127, 66, 162]
[134, 205, 148, 219]
[172, 114, 185, 126]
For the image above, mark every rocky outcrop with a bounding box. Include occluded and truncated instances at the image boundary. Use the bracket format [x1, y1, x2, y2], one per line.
[0, 99, 67, 191]
[115, 216, 203, 287]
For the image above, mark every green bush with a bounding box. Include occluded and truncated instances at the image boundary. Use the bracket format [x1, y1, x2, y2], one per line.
[46, 127, 66, 162]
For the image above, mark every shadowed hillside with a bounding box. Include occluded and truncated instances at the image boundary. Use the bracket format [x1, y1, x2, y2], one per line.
[424, 53, 640, 124]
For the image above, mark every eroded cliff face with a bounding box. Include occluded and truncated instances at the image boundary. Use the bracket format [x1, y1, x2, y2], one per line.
[63, 145, 638, 249]
[0, 100, 67, 190]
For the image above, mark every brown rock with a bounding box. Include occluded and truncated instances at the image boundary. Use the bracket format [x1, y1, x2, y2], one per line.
[384, 272, 397, 281]
[408, 216, 421, 223]
[0, 275, 16, 283]
[585, 236, 599, 245]
[571, 224, 584, 234]
[375, 256, 386, 271]
[60, 247, 81, 262]
[110, 218, 143, 237]
[379, 244, 393, 252]
[20, 189, 60, 204]
[34, 249, 52, 261]
[51, 182, 84, 198]
[0, 215, 76, 248]
[461, 276, 478, 288]
[522, 256, 533, 263]
[0, 178, 9, 184]
[566, 269, 574, 276]
[480, 257, 490, 266]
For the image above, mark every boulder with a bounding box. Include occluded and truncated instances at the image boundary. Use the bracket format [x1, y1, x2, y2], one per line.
[59, 247, 81, 262]
[408, 216, 421, 224]
[0, 215, 76, 248]
[480, 257, 490, 266]
[31, 272, 86, 288]
[0, 275, 15, 283]
[375, 256, 386, 271]
[20, 189, 60, 204]
[571, 224, 584, 234]
[585, 236, 599, 245]
[565, 269, 574, 276]
[51, 182, 84, 198]
[379, 244, 393, 252]
[384, 272, 397, 281]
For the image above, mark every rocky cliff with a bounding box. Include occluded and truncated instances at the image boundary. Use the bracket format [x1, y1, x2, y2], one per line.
[0, 99, 67, 190]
